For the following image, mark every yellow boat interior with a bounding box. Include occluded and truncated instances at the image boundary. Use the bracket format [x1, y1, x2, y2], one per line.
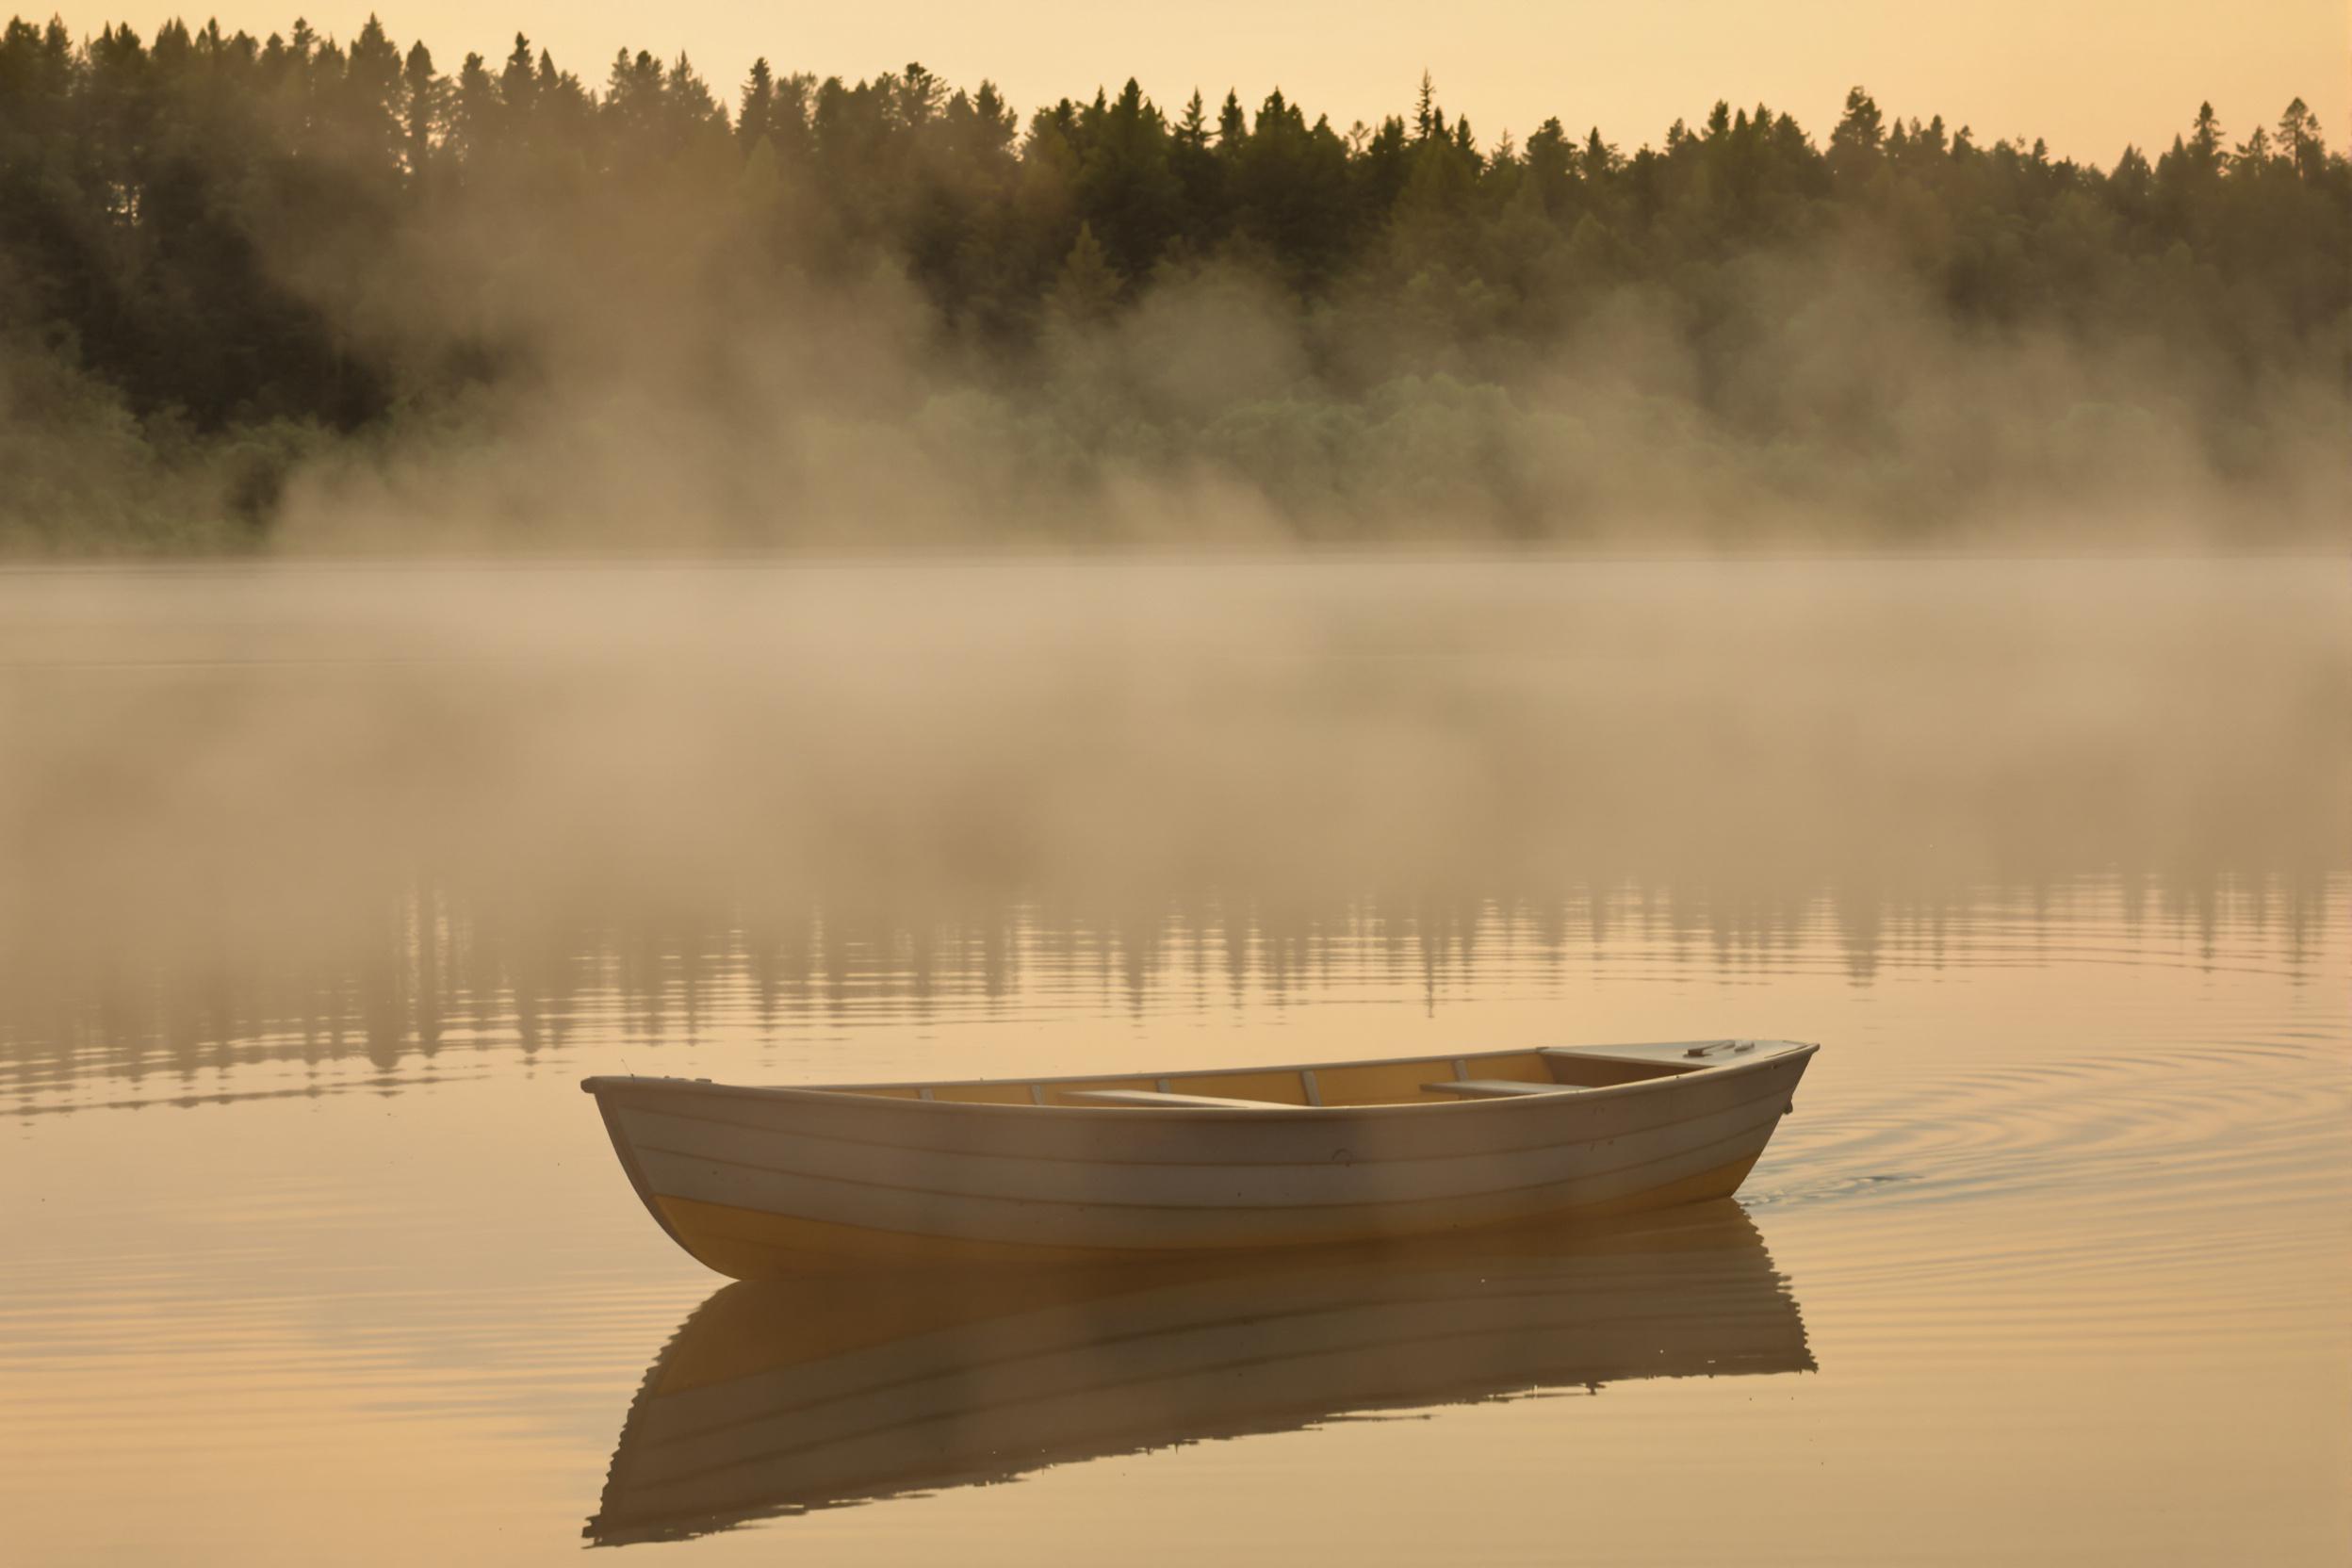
[815, 1042, 1765, 1111]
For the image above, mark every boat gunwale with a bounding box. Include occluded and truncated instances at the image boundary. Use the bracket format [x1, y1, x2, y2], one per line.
[611, 1067, 1800, 1171]
[580, 1040, 1817, 1122]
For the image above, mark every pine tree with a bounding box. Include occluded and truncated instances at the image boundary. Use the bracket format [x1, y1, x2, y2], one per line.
[739, 57, 774, 150]
[1215, 90, 1246, 153]
[1176, 89, 1207, 150]
[401, 41, 439, 179]
[2188, 101, 2223, 167]
[1829, 86, 1885, 183]
[1581, 126, 1620, 178]
[2276, 98, 2323, 177]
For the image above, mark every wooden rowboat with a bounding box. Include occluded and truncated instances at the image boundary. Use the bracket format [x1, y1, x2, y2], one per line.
[584, 1038, 1814, 1276]
[586, 1201, 1812, 1543]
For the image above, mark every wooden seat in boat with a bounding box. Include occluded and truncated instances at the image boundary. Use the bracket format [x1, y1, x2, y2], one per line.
[1060, 1088, 1284, 1109]
[1423, 1079, 1588, 1099]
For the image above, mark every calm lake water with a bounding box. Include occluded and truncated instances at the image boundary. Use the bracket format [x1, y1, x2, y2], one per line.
[2, 557, 2345, 1564]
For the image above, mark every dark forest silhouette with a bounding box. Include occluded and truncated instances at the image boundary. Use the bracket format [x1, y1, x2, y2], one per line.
[2, 16, 2347, 547]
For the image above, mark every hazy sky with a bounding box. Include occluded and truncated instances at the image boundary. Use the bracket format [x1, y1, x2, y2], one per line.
[47, 1, 2350, 162]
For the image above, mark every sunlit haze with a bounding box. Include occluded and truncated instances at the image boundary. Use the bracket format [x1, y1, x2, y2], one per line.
[2, 1, 2347, 1561]
[46, 0, 2349, 159]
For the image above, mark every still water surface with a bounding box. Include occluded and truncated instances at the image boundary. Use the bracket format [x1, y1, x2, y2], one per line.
[1, 558, 2345, 1564]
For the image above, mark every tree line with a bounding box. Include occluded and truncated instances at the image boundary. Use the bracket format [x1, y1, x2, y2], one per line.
[1, 14, 2345, 546]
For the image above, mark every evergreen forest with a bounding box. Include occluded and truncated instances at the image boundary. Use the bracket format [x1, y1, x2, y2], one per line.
[2, 15, 2346, 548]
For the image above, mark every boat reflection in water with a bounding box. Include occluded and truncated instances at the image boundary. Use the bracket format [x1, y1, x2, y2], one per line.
[587, 1200, 1813, 1544]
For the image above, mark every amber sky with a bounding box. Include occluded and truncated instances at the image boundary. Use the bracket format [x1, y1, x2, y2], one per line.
[50, 1, 2350, 162]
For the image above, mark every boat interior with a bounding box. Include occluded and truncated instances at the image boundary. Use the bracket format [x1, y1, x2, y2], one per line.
[820, 1041, 1777, 1111]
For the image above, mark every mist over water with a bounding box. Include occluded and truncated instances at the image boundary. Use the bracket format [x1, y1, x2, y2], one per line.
[2, 555, 2343, 1107]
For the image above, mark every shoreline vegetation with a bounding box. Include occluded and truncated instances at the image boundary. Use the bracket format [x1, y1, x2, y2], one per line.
[1, 17, 2346, 552]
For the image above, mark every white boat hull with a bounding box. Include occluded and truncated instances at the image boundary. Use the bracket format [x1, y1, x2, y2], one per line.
[584, 1040, 1815, 1275]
